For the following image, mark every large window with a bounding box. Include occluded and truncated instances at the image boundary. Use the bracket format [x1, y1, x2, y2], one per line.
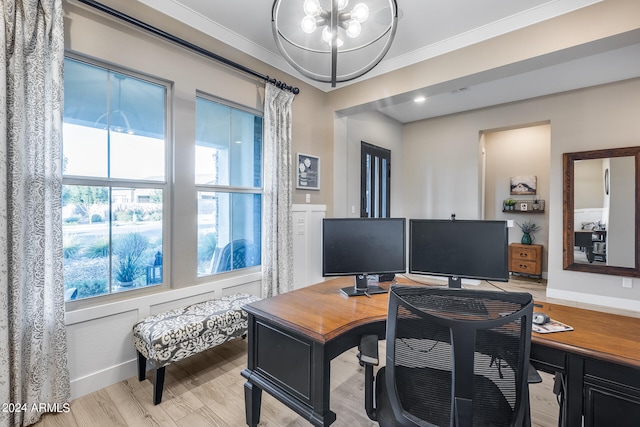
[195, 95, 262, 276]
[62, 57, 168, 300]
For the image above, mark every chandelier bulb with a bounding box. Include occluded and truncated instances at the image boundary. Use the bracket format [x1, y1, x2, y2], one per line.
[322, 26, 343, 47]
[301, 15, 317, 33]
[345, 19, 361, 38]
[351, 3, 369, 23]
[303, 0, 321, 16]
[337, 0, 349, 11]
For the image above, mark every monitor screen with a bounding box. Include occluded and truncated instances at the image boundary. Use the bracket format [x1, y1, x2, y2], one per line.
[409, 219, 509, 284]
[322, 217, 406, 277]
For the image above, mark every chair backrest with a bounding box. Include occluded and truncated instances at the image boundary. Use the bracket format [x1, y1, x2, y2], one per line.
[210, 239, 260, 273]
[384, 286, 533, 427]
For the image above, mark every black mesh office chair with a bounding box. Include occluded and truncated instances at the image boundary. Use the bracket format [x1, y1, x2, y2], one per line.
[359, 286, 534, 427]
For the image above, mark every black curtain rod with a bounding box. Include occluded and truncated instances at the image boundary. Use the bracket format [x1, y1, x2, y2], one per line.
[76, 0, 300, 95]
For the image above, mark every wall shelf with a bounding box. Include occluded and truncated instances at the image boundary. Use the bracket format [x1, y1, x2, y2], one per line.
[503, 199, 545, 213]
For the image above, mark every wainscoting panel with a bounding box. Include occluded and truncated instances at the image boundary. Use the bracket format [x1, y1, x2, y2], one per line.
[292, 204, 326, 290]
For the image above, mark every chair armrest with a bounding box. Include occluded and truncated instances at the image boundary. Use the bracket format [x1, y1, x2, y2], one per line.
[358, 334, 379, 366]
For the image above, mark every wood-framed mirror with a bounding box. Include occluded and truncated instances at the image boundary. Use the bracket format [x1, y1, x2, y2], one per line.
[563, 146, 640, 277]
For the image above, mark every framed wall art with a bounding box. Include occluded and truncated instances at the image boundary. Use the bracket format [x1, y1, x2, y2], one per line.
[296, 153, 320, 190]
[510, 176, 537, 195]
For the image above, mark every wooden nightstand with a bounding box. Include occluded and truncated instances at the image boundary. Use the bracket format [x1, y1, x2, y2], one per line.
[509, 243, 543, 279]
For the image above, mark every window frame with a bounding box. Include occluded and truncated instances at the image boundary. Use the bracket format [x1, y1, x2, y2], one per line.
[62, 53, 173, 303]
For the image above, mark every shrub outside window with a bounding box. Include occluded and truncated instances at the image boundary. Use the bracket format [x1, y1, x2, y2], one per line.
[196, 95, 262, 276]
[62, 57, 168, 300]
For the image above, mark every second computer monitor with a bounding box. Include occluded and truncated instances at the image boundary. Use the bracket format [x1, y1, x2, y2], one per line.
[409, 219, 509, 288]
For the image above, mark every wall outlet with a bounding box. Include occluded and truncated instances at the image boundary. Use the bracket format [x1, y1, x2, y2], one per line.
[305, 193, 310, 203]
[351, 205, 356, 214]
[622, 278, 633, 288]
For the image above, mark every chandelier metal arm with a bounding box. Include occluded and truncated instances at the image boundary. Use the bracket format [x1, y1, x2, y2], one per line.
[330, 0, 339, 86]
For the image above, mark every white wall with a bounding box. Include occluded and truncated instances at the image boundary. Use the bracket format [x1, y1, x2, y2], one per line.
[575, 159, 606, 209]
[400, 78, 640, 311]
[402, 114, 484, 221]
[608, 156, 635, 267]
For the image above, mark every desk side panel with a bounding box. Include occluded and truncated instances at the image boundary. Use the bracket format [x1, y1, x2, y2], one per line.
[583, 359, 640, 427]
[256, 321, 312, 400]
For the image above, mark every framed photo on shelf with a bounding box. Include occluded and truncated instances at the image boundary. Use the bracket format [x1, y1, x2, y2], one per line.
[296, 153, 320, 190]
[520, 203, 528, 211]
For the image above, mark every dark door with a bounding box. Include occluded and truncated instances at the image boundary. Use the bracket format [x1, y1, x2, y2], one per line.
[361, 142, 391, 218]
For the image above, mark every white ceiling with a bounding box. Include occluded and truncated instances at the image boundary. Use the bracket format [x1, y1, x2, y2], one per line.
[139, 0, 640, 123]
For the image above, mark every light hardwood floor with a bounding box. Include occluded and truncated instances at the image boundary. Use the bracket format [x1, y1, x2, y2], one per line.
[36, 276, 637, 427]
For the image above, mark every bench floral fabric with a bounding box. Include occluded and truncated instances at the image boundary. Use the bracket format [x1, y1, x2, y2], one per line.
[133, 292, 261, 404]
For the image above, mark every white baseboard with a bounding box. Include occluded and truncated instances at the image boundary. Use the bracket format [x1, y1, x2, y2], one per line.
[547, 288, 640, 312]
[70, 359, 137, 400]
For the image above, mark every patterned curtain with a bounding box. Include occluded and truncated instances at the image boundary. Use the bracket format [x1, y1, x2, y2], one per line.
[262, 84, 295, 297]
[0, 1, 70, 426]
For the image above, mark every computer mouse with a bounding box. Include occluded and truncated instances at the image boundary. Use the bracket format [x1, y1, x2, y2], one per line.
[533, 312, 550, 325]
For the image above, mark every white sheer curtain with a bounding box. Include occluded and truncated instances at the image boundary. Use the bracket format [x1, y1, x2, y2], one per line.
[0, 1, 70, 426]
[262, 84, 295, 297]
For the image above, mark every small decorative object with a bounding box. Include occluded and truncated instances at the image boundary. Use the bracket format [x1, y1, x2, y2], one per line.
[520, 202, 528, 211]
[296, 153, 320, 190]
[504, 198, 516, 211]
[516, 219, 541, 245]
[532, 199, 540, 211]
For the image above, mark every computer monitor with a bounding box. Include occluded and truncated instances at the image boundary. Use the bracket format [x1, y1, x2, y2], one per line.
[322, 217, 406, 296]
[409, 219, 509, 288]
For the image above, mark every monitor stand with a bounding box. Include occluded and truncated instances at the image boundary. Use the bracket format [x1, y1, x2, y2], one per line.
[448, 276, 462, 288]
[340, 274, 389, 297]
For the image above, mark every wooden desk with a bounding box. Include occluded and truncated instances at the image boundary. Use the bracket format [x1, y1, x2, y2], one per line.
[530, 301, 640, 426]
[241, 278, 640, 426]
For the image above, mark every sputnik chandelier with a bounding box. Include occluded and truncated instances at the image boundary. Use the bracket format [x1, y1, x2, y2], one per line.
[272, 0, 398, 87]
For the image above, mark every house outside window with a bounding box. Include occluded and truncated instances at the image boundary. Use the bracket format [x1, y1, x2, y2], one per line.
[62, 56, 168, 300]
[195, 95, 262, 276]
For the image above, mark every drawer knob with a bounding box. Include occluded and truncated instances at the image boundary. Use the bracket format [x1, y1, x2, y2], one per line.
[519, 252, 528, 257]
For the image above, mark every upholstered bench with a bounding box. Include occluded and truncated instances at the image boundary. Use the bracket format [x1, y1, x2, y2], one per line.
[132, 293, 261, 404]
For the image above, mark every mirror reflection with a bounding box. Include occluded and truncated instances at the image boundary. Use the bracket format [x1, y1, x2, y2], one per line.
[573, 157, 635, 268]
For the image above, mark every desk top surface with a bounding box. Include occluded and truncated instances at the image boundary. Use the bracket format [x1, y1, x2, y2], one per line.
[244, 277, 640, 369]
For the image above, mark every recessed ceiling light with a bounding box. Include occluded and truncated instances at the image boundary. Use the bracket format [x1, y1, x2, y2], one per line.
[414, 96, 426, 103]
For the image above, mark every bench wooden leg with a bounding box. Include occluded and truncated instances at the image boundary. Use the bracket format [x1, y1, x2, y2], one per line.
[137, 351, 147, 381]
[153, 367, 166, 405]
